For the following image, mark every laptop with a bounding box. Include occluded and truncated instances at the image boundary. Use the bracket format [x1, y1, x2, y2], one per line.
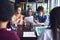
[35, 26, 45, 36]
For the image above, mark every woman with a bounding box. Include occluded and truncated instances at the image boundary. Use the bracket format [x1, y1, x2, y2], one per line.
[11, 5, 23, 25]
[23, 8, 34, 31]
[24, 8, 34, 24]
[50, 7, 60, 40]
[11, 5, 23, 32]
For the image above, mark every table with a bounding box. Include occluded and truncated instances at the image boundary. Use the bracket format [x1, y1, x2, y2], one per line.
[17, 25, 48, 40]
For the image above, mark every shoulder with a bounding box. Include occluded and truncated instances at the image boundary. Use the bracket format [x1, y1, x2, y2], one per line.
[43, 15, 47, 19]
[31, 16, 33, 17]
[36, 16, 39, 18]
[7, 31, 20, 40]
[44, 15, 47, 17]
[35, 16, 39, 19]
[21, 15, 24, 18]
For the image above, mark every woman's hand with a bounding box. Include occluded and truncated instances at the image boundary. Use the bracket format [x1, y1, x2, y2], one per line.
[11, 14, 23, 25]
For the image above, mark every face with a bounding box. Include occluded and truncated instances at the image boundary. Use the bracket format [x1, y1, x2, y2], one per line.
[38, 11, 43, 17]
[28, 9, 33, 16]
[11, 7, 21, 22]
[17, 7, 21, 14]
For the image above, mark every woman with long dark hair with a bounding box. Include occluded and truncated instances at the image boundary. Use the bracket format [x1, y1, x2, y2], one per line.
[50, 7, 60, 40]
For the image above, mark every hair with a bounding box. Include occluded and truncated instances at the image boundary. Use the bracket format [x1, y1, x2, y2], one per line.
[50, 7, 60, 29]
[50, 7, 60, 40]
[0, 0, 14, 21]
[27, 8, 33, 16]
[27, 8, 32, 12]
[37, 6, 44, 13]
[15, 4, 21, 11]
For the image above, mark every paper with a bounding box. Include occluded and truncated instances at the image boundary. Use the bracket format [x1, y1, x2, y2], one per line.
[24, 16, 34, 23]
[23, 32, 36, 37]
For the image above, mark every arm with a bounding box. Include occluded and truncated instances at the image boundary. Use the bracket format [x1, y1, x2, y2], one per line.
[43, 15, 47, 22]
[34, 18, 45, 26]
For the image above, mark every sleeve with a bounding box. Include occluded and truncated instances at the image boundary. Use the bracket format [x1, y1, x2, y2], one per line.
[43, 15, 47, 22]
[35, 16, 38, 22]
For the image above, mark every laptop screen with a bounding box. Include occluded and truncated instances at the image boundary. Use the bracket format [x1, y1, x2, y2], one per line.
[35, 26, 45, 36]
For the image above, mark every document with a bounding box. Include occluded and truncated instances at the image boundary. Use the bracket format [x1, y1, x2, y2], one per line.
[24, 16, 34, 23]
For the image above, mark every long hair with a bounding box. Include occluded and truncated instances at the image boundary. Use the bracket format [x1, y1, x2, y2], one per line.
[50, 7, 60, 40]
[27, 8, 33, 16]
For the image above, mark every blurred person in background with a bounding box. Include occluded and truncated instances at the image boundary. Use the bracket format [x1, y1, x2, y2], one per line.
[24, 8, 34, 24]
[35, 6, 47, 26]
[0, 0, 20, 40]
[11, 5, 24, 37]
[11, 5, 23, 25]
[23, 8, 34, 31]
[11, 5, 24, 32]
